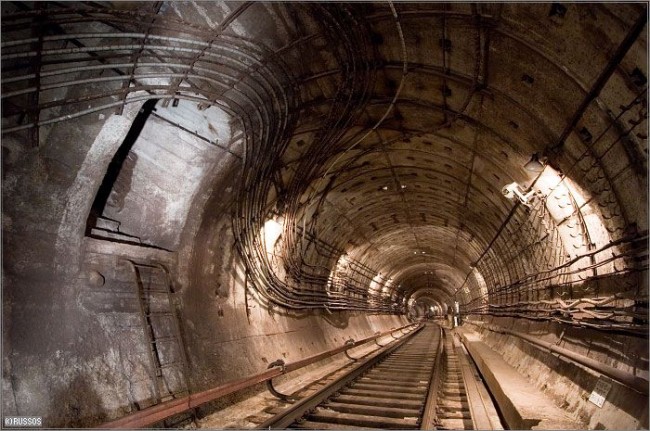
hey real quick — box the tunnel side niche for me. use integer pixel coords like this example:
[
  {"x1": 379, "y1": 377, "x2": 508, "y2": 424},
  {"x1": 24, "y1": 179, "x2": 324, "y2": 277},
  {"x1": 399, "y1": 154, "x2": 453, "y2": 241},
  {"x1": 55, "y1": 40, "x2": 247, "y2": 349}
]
[
  {"x1": 2, "y1": 96, "x2": 412, "y2": 427},
  {"x1": 85, "y1": 99, "x2": 237, "y2": 251}
]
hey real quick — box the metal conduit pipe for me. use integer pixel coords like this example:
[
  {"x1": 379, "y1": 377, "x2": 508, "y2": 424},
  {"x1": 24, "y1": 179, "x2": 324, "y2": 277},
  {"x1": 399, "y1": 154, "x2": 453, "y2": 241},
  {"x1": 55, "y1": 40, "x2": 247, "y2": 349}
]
[
  {"x1": 2, "y1": 93, "x2": 241, "y2": 134},
  {"x1": 1, "y1": 32, "x2": 219, "y2": 48},
  {"x1": 2, "y1": 78, "x2": 275, "y2": 137},
  {"x1": 231, "y1": 15, "x2": 386, "y2": 312},
  {"x1": 3, "y1": 30, "x2": 286, "y2": 132},
  {"x1": 2, "y1": 42, "x2": 294, "y2": 97},
  {"x1": 1, "y1": 72, "x2": 236, "y2": 99},
  {"x1": 481, "y1": 233, "x2": 648, "y2": 297},
  {"x1": 465, "y1": 320, "x2": 649, "y2": 395},
  {"x1": 487, "y1": 251, "x2": 646, "y2": 298},
  {"x1": 2, "y1": 47, "x2": 294, "y2": 106},
  {"x1": 1, "y1": 62, "x2": 246, "y2": 84}
]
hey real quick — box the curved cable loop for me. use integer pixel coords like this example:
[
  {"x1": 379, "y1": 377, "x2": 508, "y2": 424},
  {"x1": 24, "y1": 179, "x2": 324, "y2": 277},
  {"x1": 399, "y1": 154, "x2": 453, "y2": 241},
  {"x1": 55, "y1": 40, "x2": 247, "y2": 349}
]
[
  {"x1": 344, "y1": 339, "x2": 360, "y2": 361},
  {"x1": 266, "y1": 359, "x2": 295, "y2": 402},
  {"x1": 374, "y1": 331, "x2": 386, "y2": 347}
]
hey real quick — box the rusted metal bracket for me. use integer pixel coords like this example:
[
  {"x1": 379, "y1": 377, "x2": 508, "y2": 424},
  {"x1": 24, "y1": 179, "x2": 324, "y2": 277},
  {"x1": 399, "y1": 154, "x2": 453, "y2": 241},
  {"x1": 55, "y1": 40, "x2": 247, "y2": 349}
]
[
  {"x1": 266, "y1": 359, "x2": 294, "y2": 402},
  {"x1": 374, "y1": 331, "x2": 386, "y2": 347},
  {"x1": 344, "y1": 339, "x2": 359, "y2": 361}
]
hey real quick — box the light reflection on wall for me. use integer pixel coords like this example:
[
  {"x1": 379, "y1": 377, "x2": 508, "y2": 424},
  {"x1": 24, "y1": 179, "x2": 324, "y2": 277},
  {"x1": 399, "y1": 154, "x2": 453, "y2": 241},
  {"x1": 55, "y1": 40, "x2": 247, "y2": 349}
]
[
  {"x1": 327, "y1": 253, "x2": 350, "y2": 294},
  {"x1": 262, "y1": 216, "x2": 284, "y2": 255},
  {"x1": 468, "y1": 269, "x2": 489, "y2": 305},
  {"x1": 535, "y1": 166, "x2": 618, "y2": 275}
]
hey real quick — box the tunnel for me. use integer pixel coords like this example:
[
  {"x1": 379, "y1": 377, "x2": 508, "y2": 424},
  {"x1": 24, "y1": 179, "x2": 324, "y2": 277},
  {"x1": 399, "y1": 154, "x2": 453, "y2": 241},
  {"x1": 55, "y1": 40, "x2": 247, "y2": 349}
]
[{"x1": 1, "y1": 2, "x2": 648, "y2": 430}]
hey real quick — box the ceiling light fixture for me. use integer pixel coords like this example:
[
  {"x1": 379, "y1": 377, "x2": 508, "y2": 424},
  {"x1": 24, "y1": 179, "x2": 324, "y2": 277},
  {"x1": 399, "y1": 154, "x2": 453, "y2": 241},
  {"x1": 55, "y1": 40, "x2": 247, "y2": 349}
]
[{"x1": 524, "y1": 153, "x2": 546, "y2": 172}]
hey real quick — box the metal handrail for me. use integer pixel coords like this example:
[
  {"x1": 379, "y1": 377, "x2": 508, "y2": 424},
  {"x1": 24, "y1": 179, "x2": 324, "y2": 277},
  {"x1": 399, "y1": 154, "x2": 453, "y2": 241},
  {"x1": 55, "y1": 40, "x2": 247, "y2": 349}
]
[{"x1": 99, "y1": 322, "x2": 420, "y2": 428}]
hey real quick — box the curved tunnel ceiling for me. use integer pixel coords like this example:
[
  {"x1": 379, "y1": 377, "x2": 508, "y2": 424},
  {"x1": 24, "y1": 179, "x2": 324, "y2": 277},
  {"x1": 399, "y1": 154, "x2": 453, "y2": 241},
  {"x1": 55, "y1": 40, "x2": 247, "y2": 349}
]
[{"x1": 1, "y1": 2, "x2": 647, "y2": 315}]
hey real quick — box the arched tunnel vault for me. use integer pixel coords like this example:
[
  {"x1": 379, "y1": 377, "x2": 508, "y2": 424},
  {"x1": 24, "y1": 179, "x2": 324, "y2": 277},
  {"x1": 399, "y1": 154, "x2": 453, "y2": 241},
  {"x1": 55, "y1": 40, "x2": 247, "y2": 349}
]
[{"x1": 1, "y1": 1, "x2": 648, "y2": 428}]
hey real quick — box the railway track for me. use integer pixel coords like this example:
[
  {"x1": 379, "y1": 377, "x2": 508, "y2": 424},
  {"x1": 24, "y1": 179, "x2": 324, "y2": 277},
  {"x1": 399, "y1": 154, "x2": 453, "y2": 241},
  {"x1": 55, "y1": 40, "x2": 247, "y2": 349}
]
[
  {"x1": 257, "y1": 323, "x2": 492, "y2": 430},
  {"x1": 436, "y1": 330, "x2": 473, "y2": 429}
]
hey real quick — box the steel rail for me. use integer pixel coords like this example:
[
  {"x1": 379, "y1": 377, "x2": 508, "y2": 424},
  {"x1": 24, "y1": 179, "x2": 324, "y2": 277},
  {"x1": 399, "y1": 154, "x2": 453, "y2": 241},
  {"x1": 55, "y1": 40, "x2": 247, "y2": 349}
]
[
  {"x1": 98, "y1": 322, "x2": 419, "y2": 428},
  {"x1": 420, "y1": 324, "x2": 445, "y2": 429},
  {"x1": 256, "y1": 323, "x2": 427, "y2": 429}
]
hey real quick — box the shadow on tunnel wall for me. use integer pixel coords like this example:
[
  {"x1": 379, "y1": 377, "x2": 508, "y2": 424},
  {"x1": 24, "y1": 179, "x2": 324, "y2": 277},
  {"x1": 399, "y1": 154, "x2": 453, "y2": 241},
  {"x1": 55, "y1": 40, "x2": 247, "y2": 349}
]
[
  {"x1": 318, "y1": 309, "x2": 351, "y2": 329},
  {"x1": 85, "y1": 99, "x2": 158, "y2": 239},
  {"x1": 49, "y1": 375, "x2": 107, "y2": 428}
]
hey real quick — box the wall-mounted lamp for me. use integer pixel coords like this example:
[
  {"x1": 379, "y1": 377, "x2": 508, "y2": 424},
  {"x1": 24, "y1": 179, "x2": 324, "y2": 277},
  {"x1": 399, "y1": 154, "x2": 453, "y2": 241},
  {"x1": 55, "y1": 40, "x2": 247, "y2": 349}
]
[
  {"x1": 502, "y1": 182, "x2": 538, "y2": 206},
  {"x1": 524, "y1": 153, "x2": 547, "y2": 172},
  {"x1": 263, "y1": 217, "x2": 284, "y2": 254}
]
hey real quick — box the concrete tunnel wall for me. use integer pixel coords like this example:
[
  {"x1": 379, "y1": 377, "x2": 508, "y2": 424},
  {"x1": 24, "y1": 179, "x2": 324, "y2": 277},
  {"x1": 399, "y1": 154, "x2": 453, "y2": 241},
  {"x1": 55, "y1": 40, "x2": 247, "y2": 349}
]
[
  {"x1": 2, "y1": 101, "x2": 408, "y2": 427},
  {"x1": 3, "y1": 91, "x2": 647, "y2": 429},
  {"x1": 2, "y1": 2, "x2": 648, "y2": 429}
]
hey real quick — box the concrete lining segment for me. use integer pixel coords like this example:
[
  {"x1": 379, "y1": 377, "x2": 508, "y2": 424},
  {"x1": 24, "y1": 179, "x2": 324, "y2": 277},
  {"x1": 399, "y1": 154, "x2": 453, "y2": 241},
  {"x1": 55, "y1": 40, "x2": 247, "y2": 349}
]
[{"x1": 456, "y1": 328, "x2": 583, "y2": 430}]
